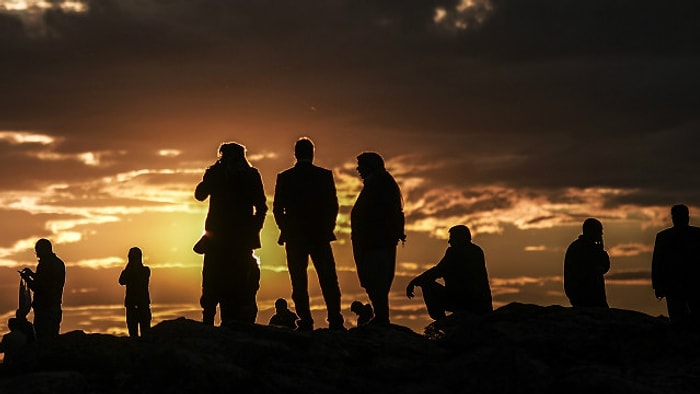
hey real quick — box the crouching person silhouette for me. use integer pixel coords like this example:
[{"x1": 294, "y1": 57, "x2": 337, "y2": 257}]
[
  {"x1": 406, "y1": 225, "x2": 493, "y2": 320},
  {"x1": 268, "y1": 298, "x2": 298, "y2": 329},
  {"x1": 119, "y1": 247, "x2": 151, "y2": 337}
]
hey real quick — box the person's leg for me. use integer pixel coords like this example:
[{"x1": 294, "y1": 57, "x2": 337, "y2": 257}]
[
  {"x1": 138, "y1": 305, "x2": 152, "y2": 336},
  {"x1": 33, "y1": 309, "x2": 48, "y2": 339},
  {"x1": 286, "y1": 243, "x2": 313, "y2": 329},
  {"x1": 361, "y1": 246, "x2": 396, "y2": 325},
  {"x1": 201, "y1": 246, "x2": 223, "y2": 325},
  {"x1": 310, "y1": 242, "x2": 344, "y2": 328},
  {"x1": 221, "y1": 249, "x2": 260, "y2": 326},
  {"x1": 126, "y1": 306, "x2": 139, "y2": 337},
  {"x1": 666, "y1": 294, "x2": 691, "y2": 326},
  {"x1": 420, "y1": 281, "x2": 448, "y2": 320},
  {"x1": 200, "y1": 269, "x2": 219, "y2": 325}
]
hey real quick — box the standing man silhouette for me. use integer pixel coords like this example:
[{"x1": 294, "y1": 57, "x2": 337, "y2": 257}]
[
  {"x1": 19, "y1": 238, "x2": 66, "y2": 339},
  {"x1": 652, "y1": 204, "x2": 700, "y2": 326},
  {"x1": 563, "y1": 218, "x2": 610, "y2": 308},
  {"x1": 351, "y1": 152, "x2": 405, "y2": 326},
  {"x1": 195, "y1": 142, "x2": 267, "y2": 326},
  {"x1": 273, "y1": 137, "x2": 344, "y2": 330}
]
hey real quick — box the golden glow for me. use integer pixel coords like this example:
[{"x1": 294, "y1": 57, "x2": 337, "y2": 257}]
[
  {"x1": 157, "y1": 149, "x2": 182, "y2": 158},
  {"x1": 0, "y1": 0, "x2": 87, "y2": 12},
  {"x1": 524, "y1": 245, "x2": 548, "y2": 252},
  {"x1": 434, "y1": 7, "x2": 447, "y2": 23},
  {"x1": 608, "y1": 243, "x2": 654, "y2": 258},
  {"x1": 0, "y1": 130, "x2": 55, "y2": 145}
]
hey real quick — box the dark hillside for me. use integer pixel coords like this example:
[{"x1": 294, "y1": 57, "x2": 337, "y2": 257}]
[{"x1": 1, "y1": 303, "x2": 698, "y2": 394}]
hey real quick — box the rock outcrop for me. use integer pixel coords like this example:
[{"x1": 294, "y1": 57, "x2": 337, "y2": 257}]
[{"x1": 1, "y1": 303, "x2": 699, "y2": 393}]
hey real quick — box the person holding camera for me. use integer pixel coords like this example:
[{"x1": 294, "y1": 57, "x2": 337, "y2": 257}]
[
  {"x1": 19, "y1": 239, "x2": 66, "y2": 339},
  {"x1": 195, "y1": 142, "x2": 267, "y2": 326}
]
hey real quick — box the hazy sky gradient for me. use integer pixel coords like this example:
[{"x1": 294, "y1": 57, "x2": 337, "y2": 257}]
[{"x1": 1, "y1": 0, "x2": 696, "y2": 333}]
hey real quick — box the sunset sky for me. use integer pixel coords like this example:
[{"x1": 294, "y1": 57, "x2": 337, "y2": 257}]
[{"x1": 1, "y1": 0, "x2": 699, "y2": 335}]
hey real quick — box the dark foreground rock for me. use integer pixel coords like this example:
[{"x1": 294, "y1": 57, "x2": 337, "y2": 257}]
[{"x1": 2, "y1": 303, "x2": 699, "y2": 394}]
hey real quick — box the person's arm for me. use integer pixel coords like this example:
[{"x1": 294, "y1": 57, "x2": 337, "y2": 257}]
[
  {"x1": 406, "y1": 266, "x2": 440, "y2": 298},
  {"x1": 651, "y1": 233, "x2": 665, "y2": 298},
  {"x1": 323, "y1": 170, "x2": 339, "y2": 238},
  {"x1": 19, "y1": 268, "x2": 36, "y2": 289},
  {"x1": 272, "y1": 174, "x2": 287, "y2": 244},
  {"x1": 118, "y1": 269, "x2": 128, "y2": 286},
  {"x1": 250, "y1": 170, "x2": 268, "y2": 231},
  {"x1": 194, "y1": 166, "x2": 214, "y2": 201}
]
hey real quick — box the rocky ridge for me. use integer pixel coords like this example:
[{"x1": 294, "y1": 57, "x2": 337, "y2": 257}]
[{"x1": 1, "y1": 303, "x2": 699, "y2": 394}]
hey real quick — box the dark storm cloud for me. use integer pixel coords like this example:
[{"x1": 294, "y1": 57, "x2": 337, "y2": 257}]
[{"x1": 1, "y1": 0, "x2": 699, "y2": 206}]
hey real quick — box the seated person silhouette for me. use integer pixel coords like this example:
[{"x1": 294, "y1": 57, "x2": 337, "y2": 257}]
[
  {"x1": 350, "y1": 301, "x2": 374, "y2": 327},
  {"x1": 406, "y1": 225, "x2": 493, "y2": 320},
  {"x1": 268, "y1": 298, "x2": 299, "y2": 329},
  {"x1": 0, "y1": 318, "x2": 29, "y2": 367}
]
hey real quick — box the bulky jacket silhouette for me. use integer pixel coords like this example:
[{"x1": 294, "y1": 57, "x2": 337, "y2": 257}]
[
  {"x1": 19, "y1": 238, "x2": 65, "y2": 339},
  {"x1": 351, "y1": 152, "x2": 405, "y2": 326},
  {"x1": 406, "y1": 225, "x2": 492, "y2": 319},
  {"x1": 564, "y1": 218, "x2": 610, "y2": 308},
  {"x1": 652, "y1": 204, "x2": 700, "y2": 325},
  {"x1": 119, "y1": 247, "x2": 151, "y2": 337},
  {"x1": 273, "y1": 138, "x2": 344, "y2": 330},
  {"x1": 195, "y1": 142, "x2": 267, "y2": 326}
]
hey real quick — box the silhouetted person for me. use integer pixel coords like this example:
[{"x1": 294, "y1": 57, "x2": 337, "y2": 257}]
[
  {"x1": 119, "y1": 247, "x2": 151, "y2": 337},
  {"x1": 350, "y1": 301, "x2": 374, "y2": 327},
  {"x1": 15, "y1": 275, "x2": 35, "y2": 343},
  {"x1": 351, "y1": 152, "x2": 406, "y2": 326},
  {"x1": 406, "y1": 225, "x2": 493, "y2": 320},
  {"x1": 0, "y1": 318, "x2": 28, "y2": 367},
  {"x1": 19, "y1": 238, "x2": 65, "y2": 339},
  {"x1": 268, "y1": 298, "x2": 299, "y2": 329},
  {"x1": 195, "y1": 142, "x2": 267, "y2": 326},
  {"x1": 652, "y1": 204, "x2": 700, "y2": 326},
  {"x1": 273, "y1": 137, "x2": 344, "y2": 330},
  {"x1": 564, "y1": 218, "x2": 610, "y2": 308},
  {"x1": 13, "y1": 310, "x2": 34, "y2": 344}
]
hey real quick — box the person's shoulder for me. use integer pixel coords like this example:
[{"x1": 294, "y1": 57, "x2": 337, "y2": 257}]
[
  {"x1": 277, "y1": 166, "x2": 295, "y2": 177},
  {"x1": 53, "y1": 254, "x2": 66, "y2": 266},
  {"x1": 657, "y1": 227, "x2": 674, "y2": 236}
]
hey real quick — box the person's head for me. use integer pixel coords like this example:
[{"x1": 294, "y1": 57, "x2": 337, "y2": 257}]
[
  {"x1": 8, "y1": 318, "x2": 18, "y2": 331},
  {"x1": 218, "y1": 142, "x2": 248, "y2": 165},
  {"x1": 350, "y1": 301, "x2": 363, "y2": 314},
  {"x1": 128, "y1": 247, "x2": 143, "y2": 265},
  {"x1": 671, "y1": 204, "x2": 690, "y2": 227},
  {"x1": 274, "y1": 298, "x2": 288, "y2": 312},
  {"x1": 294, "y1": 137, "x2": 314, "y2": 162},
  {"x1": 582, "y1": 218, "x2": 603, "y2": 240},
  {"x1": 356, "y1": 152, "x2": 385, "y2": 180},
  {"x1": 448, "y1": 225, "x2": 472, "y2": 246},
  {"x1": 34, "y1": 238, "x2": 53, "y2": 258}
]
